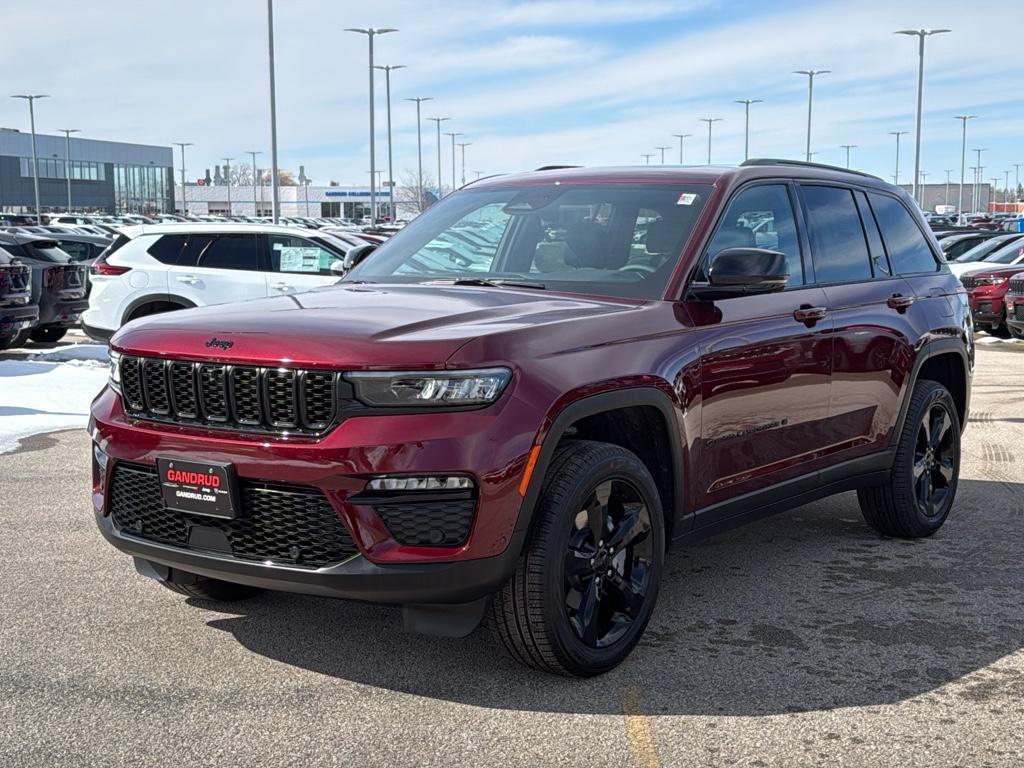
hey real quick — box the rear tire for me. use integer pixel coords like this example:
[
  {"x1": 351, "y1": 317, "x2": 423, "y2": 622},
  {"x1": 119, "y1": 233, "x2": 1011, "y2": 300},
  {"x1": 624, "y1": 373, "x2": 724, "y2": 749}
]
[
  {"x1": 29, "y1": 327, "x2": 67, "y2": 344},
  {"x1": 490, "y1": 440, "x2": 665, "y2": 676},
  {"x1": 160, "y1": 576, "x2": 263, "y2": 602},
  {"x1": 1009, "y1": 326, "x2": 1024, "y2": 340},
  {"x1": 858, "y1": 380, "x2": 960, "y2": 538},
  {"x1": 9, "y1": 329, "x2": 31, "y2": 349}
]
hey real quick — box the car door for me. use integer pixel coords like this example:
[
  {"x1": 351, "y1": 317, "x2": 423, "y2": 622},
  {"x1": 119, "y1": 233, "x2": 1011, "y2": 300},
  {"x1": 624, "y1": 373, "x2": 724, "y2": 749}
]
[
  {"x1": 168, "y1": 232, "x2": 265, "y2": 307},
  {"x1": 264, "y1": 233, "x2": 346, "y2": 296},
  {"x1": 797, "y1": 184, "x2": 918, "y2": 462},
  {"x1": 688, "y1": 182, "x2": 834, "y2": 515}
]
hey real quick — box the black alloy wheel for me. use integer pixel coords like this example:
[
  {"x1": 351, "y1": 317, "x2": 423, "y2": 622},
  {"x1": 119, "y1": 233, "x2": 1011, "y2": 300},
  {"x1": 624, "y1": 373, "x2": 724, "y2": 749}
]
[{"x1": 913, "y1": 401, "x2": 956, "y2": 518}]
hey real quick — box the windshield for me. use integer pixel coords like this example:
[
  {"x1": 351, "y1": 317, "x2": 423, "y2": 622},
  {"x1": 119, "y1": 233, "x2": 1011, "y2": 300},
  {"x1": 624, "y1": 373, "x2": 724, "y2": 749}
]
[
  {"x1": 984, "y1": 240, "x2": 1024, "y2": 265},
  {"x1": 346, "y1": 183, "x2": 712, "y2": 300},
  {"x1": 953, "y1": 235, "x2": 1019, "y2": 263}
]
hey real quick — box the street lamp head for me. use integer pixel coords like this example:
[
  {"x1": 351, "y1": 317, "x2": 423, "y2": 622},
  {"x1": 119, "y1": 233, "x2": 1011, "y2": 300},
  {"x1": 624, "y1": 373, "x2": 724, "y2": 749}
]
[
  {"x1": 953, "y1": 115, "x2": 977, "y2": 121},
  {"x1": 895, "y1": 28, "x2": 951, "y2": 37},
  {"x1": 428, "y1": 116, "x2": 450, "y2": 123},
  {"x1": 11, "y1": 94, "x2": 49, "y2": 100},
  {"x1": 345, "y1": 27, "x2": 398, "y2": 35},
  {"x1": 405, "y1": 96, "x2": 432, "y2": 103},
  {"x1": 374, "y1": 64, "x2": 407, "y2": 71},
  {"x1": 734, "y1": 99, "x2": 764, "y2": 105},
  {"x1": 793, "y1": 70, "x2": 830, "y2": 76},
  {"x1": 57, "y1": 128, "x2": 80, "y2": 134}
]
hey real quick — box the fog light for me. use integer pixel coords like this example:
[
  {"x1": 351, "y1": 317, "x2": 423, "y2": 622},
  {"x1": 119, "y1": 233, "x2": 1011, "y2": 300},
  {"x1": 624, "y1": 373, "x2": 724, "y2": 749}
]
[{"x1": 365, "y1": 475, "x2": 474, "y2": 492}]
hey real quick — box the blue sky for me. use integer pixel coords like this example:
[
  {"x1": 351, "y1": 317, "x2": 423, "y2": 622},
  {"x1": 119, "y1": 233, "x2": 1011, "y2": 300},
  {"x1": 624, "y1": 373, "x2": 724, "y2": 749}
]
[{"x1": 1, "y1": 0, "x2": 1021, "y2": 192}]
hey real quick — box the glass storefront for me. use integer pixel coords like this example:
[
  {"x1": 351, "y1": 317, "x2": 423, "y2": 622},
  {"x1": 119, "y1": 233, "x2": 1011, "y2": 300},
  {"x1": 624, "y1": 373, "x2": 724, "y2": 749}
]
[
  {"x1": 19, "y1": 156, "x2": 105, "y2": 180},
  {"x1": 113, "y1": 163, "x2": 172, "y2": 214}
]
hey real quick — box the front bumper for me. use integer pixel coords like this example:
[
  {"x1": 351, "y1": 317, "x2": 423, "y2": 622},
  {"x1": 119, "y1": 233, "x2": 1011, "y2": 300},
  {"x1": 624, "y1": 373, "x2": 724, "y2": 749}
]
[{"x1": 95, "y1": 510, "x2": 525, "y2": 605}]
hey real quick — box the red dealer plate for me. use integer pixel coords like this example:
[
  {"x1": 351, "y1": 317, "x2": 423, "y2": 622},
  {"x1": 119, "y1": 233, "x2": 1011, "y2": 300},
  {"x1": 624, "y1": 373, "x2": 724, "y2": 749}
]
[{"x1": 156, "y1": 457, "x2": 238, "y2": 519}]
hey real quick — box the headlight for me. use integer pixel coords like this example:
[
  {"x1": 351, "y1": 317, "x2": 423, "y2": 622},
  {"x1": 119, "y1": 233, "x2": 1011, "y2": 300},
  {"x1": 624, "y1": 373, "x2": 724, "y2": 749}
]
[
  {"x1": 975, "y1": 276, "x2": 1008, "y2": 286},
  {"x1": 108, "y1": 350, "x2": 122, "y2": 393},
  {"x1": 345, "y1": 368, "x2": 511, "y2": 407}
]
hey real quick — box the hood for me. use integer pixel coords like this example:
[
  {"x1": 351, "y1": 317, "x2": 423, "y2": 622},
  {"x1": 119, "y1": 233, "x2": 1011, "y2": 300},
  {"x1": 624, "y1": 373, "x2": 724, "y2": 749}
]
[
  {"x1": 966, "y1": 265, "x2": 1024, "y2": 281},
  {"x1": 111, "y1": 283, "x2": 637, "y2": 368}
]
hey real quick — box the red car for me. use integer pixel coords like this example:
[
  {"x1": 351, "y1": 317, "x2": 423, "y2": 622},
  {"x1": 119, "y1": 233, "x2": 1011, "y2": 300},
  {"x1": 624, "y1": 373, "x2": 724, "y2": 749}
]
[
  {"x1": 960, "y1": 265, "x2": 1024, "y2": 338},
  {"x1": 1001, "y1": 271, "x2": 1024, "y2": 339},
  {"x1": 91, "y1": 161, "x2": 972, "y2": 676}
]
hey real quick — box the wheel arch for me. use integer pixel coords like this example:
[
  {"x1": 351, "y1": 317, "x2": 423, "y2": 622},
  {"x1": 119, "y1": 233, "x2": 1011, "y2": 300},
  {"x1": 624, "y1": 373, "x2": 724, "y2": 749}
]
[
  {"x1": 121, "y1": 293, "x2": 197, "y2": 325},
  {"x1": 515, "y1": 386, "x2": 687, "y2": 544},
  {"x1": 892, "y1": 338, "x2": 971, "y2": 445}
]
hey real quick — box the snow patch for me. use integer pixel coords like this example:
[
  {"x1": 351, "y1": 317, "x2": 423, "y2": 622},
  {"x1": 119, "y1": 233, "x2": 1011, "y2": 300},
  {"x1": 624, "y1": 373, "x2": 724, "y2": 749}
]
[
  {"x1": 0, "y1": 357, "x2": 108, "y2": 454},
  {"x1": 26, "y1": 344, "x2": 109, "y2": 364}
]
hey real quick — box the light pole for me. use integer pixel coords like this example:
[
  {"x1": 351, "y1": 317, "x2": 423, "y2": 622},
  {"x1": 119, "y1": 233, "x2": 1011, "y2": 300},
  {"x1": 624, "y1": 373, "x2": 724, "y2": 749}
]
[
  {"x1": 1004, "y1": 170, "x2": 1011, "y2": 209},
  {"x1": 973, "y1": 148, "x2": 987, "y2": 213},
  {"x1": 427, "y1": 117, "x2": 449, "y2": 198},
  {"x1": 444, "y1": 132, "x2": 462, "y2": 191},
  {"x1": 734, "y1": 99, "x2": 762, "y2": 161},
  {"x1": 57, "y1": 128, "x2": 80, "y2": 212},
  {"x1": 456, "y1": 141, "x2": 471, "y2": 186},
  {"x1": 405, "y1": 97, "x2": 432, "y2": 212},
  {"x1": 920, "y1": 171, "x2": 929, "y2": 208},
  {"x1": 374, "y1": 63, "x2": 405, "y2": 220},
  {"x1": 889, "y1": 131, "x2": 908, "y2": 185},
  {"x1": 968, "y1": 167, "x2": 978, "y2": 213},
  {"x1": 954, "y1": 115, "x2": 975, "y2": 221},
  {"x1": 990, "y1": 178, "x2": 1000, "y2": 211},
  {"x1": 895, "y1": 29, "x2": 950, "y2": 204},
  {"x1": 1015, "y1": 163, "x2": 1023, "y2": 203},
  {"x1": 793, "y1": 70, "x2": 829, "y2": 162},
  {"x1": 699, "y1": 118, "x2": 722, "y2": 164},
  {"x1": 672, "y1": 133, "x2": 692, "y2": 165},
  {"x1": 173, "y1": 142, "x2": 193, "y2": 216},
  {"x1": 840, "y1": 144, "x2": 857, "y2": 169},
  {"x1": 266, "y1": 0, "x2": 280, "y2": 223},
  {"x1": 11, "y1": 94, "x2": 48, "y2": 223},
  {"x1": 222, "y1": 157, "x2": 233, "y2": 214},
  {"x1": 246, "y1": 150, "x2": 261, "y2": 215},
  {"x1": 943, "y1": 169, "x2": 952, "y2": 209},
  {"x1": 641, "y1": 153, "x2": 654, "y2": 165},
  {"x1": 655, "y1": 146, "x2": 671, "y2": 164},
  {"x1": 345, "y1": 27, "x2": 398, "y2": 224}
]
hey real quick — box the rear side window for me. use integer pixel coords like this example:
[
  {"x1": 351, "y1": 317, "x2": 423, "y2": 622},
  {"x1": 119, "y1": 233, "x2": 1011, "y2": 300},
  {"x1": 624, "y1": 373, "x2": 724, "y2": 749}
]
[
  {"x1": 801, "y1": 185, "x2": 872, "y2": 284},
  {"x1": 854, "y1": 191, "x2": 891, "y2": 277},
  {"x1": 146, "y1": 234, "x2": 188, "y2": 264},
  {"x1": 58, "y1": 241, "x2": 91, "y2": 262},
  {"x1": 868, "y1": 193, "x2": 939, "y2": 274},
  {"x1": 176, "y1": 234, "x2": 259, "y2": 271}
]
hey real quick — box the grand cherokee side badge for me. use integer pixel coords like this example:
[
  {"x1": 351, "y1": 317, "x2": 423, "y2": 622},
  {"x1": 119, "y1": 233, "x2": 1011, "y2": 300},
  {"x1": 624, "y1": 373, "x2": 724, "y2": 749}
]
[{"x1": 205, "y1": 337, "x2": 234, "y2": 350}]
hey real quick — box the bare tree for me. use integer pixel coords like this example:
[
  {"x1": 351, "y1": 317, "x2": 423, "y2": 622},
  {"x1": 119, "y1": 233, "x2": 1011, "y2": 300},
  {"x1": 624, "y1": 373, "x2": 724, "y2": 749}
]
[
  {"x1": 229, "y1": 163, "x2": 254, "y2": 187},
  {"x1": 258, "y1": 168, "x2": 298, "y2": 186},
  {"x1": 395, "y1": 168, "x2": 437, "y2": 214}
]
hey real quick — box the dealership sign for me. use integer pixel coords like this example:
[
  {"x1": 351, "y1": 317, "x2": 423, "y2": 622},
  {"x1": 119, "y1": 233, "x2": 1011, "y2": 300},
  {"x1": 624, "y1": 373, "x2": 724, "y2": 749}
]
[{"x1": 324, "y1": 190, "x2": 391, "y2": 198}]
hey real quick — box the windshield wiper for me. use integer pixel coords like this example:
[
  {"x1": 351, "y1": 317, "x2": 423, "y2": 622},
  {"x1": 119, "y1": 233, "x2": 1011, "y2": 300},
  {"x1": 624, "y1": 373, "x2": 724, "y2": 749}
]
[{"x1": 446, "y1": 278, "x2": 546, "y2": 290}]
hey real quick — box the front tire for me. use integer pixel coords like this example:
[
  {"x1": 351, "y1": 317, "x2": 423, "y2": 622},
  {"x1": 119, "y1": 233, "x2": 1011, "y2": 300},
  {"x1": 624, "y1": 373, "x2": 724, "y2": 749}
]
[
  {"x1": 858, "y1": 380, "x2": 961, "y2": 538},
  {"x1": 491, "y1": 440, "x2": 665, "y2": 676}
]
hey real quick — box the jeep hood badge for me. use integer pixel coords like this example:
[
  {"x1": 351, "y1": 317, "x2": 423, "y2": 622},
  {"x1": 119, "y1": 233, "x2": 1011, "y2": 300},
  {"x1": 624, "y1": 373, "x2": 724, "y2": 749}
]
[{"x1": 205, "y1": 337, "x2": 234, "y2": 350}]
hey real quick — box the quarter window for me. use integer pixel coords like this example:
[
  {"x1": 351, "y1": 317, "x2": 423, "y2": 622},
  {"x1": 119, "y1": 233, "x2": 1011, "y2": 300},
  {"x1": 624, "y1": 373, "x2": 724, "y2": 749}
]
[
  {"x1": 801, "y1": 185, "x2": 872, "y2": 284},
  {"x1": 868, "y1": 193, "x2": 940, "y2": 274}
]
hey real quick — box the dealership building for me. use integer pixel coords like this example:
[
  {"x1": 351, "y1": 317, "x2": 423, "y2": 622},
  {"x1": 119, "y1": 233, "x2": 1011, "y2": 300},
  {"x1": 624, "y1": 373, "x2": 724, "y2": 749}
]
[
  {"x1": 0, "y1": 128, "x2": 173, "y2": 214},
  {"x1": 176, "y1": 181, "x2": 395, "y2": 219}
]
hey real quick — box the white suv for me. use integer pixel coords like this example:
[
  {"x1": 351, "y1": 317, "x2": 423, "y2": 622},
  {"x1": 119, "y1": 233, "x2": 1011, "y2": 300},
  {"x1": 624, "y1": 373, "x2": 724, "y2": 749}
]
[{"x1": 82, "y1": 223, "x2": 355, "y2": 342}]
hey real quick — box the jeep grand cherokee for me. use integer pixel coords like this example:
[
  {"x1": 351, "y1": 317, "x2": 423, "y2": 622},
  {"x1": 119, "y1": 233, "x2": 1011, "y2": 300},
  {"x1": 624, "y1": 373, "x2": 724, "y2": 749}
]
[{"x1": 91, "y1": 161, "x2": 972, "y2": 676}]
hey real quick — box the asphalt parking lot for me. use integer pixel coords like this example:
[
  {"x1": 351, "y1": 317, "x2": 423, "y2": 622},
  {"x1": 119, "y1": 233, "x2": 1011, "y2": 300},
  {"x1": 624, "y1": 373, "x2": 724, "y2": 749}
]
[{"x1": 1, "y1": 343, "x2": 1022, "y2": 767}]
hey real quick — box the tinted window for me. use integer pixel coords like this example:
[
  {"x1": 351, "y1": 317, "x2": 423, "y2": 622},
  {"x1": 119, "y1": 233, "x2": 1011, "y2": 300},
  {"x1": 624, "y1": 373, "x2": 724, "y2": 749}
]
[
  {"x1": 705, "y1": 184, "x2": 804, "y2": 286},
  {"x1": 176, "y1": 234, "x2": 259, "y2": 271},
  {"x1": 57, "y1": 241, "x2": 91, "y2": 261},
  {"x1": 147, "y1": 234, "x2": 188, "y2": 264},
  {"x1": 801, "y1": 185, "x2": 872, "y2": 284},
  {"x1": 943, "y1": 237, "x2": 983, "y2": 260},
  {"x1": 23, "y1": 244, "x2": 71, "y2": 263},
  {"x1": 985, "y1": 241, "x2": 1024, "y2": 265},
  {"x1": 268, "y1": 234, "x2": 343, "y2": 275},
  {"x1": 854, "y1": 190, "x2": 891, "y2": 277},
  {"x1": 868, "y1": 193, "x2": 939, "y2": 274}
]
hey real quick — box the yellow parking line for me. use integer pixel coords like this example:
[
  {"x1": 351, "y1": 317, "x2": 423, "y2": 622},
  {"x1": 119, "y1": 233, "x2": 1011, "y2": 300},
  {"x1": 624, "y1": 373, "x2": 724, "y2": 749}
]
[{"x1": 623, "y1": 687, "x2": 660, "y2": 768}]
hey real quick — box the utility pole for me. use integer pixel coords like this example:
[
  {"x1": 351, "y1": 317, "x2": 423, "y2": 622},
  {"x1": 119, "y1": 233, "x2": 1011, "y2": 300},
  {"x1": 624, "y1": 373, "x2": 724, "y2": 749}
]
[
  {"x1": 793, "y1": 70, "x2": 829, "y2": 162},
  {"x1": 444, "y1": 132, "x2": 462, "y2": 192},
  {"x1": 672, "y1": 133, "x2": 692, "y2": 165},
  {"x1": 456, "y1": 141, "x2": 471, "y2": 186},
  {"x1": 889, "y1": 131, "x2": 908, "y2": 185},
  {"x1": 345, "y1": 27, "x2": 398, "y2": 224},
  {"x1": 655, "y1": 146, "x2": 671, "y2": 164},
  {"x1": 427, "y1": 117, "x2": 449, "y2": 198},
  {"x1": 173, "y1": 142, "x2": 193, "y2": 216},
  {"x1": 840, "y1": 144, "x2": 857, "y2": 169},
  {"x1": 699, "y1": 118, "x2": 722, "y2": 164},
  {"x1": 953, "y1": 115, "x2": 976, "y2": 221},
  {"x1": 405, "y1": 97, "x2": 432, "y2": 212},
  {"x1": 374, "y1": 64, "x2": 405, "y2": 220},
  {"x1": 11, "y1": 94, "x2": 48, "y2": 223},
  {"x1": 896, "y1": 29, "x2": 951, "y2": 204},
  {"x1": 57, "y1": 129, "x2": 80, "y2": 211},
  {"x1": 733, "y1": 99, "x2": 762, "y2": 161},
  {"x1": 266, "y1": 0, "x2": 281, "y2": 223}
]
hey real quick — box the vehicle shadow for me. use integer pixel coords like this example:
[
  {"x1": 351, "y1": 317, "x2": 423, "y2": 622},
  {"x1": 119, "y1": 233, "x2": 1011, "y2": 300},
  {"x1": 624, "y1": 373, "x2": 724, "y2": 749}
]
[{"x1": 202, "y1": 478, "x2": 1024, "y2": 715}]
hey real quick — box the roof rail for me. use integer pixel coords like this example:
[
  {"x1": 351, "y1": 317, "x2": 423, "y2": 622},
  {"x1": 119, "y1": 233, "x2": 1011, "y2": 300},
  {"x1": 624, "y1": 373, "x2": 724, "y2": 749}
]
[
  {"x1": 741, "y1": 158, "x2": 881, "y2": 180},
  {"x1": 533, "y1": 165, "x2": 582, "y2": 172}
]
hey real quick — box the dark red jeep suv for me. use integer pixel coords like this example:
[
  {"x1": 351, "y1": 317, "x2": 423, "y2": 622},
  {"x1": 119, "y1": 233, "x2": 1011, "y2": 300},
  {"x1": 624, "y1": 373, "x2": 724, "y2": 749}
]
[{"x1": 91, "y1": 161, "x2": 972, "y2": 676}]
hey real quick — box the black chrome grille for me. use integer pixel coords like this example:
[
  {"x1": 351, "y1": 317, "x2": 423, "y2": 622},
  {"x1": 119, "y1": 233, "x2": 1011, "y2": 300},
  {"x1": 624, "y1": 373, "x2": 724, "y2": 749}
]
[
  {"x1": 109, "y1": 463, "x2": 358, "y2": 568},
  {"x1": 1015, "y1": 305, "x2": 1024, "y2": 321},
  {"x1": 1009, "y1": 277, "x2": 1024, "y2": 294},
  {"x1": 119, "y1": 356, "x2": 342, "y2": 435},
  {"x1": 375, "y1": 499, "x2": 477, "y2": 547},
  {"x1": 961, "y1": 275, "x2": 978, "y2": 289}
]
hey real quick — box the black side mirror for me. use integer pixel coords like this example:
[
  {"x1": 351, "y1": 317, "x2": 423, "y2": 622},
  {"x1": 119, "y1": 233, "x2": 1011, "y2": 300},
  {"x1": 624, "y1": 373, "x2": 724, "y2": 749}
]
[
  {"x1": 690, "y1": 247, "x2": 789, "y2": 300},
  {"x1": 341, "y1": 243, "x2": 378, "y2": 274}
]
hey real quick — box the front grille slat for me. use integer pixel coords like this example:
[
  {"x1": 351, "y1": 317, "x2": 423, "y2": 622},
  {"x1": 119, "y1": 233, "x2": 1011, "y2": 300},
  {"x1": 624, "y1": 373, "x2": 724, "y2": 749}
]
[
  {"x1": 119, "y1": 355, "x2": 339, "y2": 436},
  {"x1": 961, "y1": 275, "x2": 978, "y2": 290},
  {"x1": 109, "y1": 463, "x2": 358, "y2": 568}
]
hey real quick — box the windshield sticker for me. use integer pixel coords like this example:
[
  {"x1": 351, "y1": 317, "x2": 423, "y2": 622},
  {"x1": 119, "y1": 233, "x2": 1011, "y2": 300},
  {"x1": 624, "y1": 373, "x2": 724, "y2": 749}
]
[
  {"x1": 676, "y1": 193, "x2": 698, "y2": 206},
  {"x1": 279, "y1": 246, "x2": 323, "y2": 273}
]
